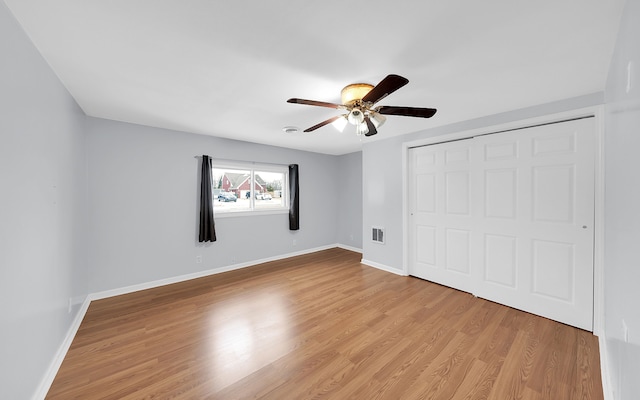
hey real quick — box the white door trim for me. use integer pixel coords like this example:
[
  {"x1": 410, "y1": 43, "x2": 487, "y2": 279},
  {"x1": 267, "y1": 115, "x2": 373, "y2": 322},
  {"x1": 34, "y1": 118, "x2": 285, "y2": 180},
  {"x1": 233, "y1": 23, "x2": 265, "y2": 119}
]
[{"x1": 401, "y1": 105, "x2": 604, "y2": 333}]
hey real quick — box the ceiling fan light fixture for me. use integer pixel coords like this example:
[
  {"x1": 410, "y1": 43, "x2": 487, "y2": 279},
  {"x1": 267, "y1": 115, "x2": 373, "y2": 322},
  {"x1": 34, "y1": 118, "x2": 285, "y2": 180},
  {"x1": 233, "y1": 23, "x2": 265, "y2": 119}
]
[
  {"x1": 370, "y1": 112, "x2": 387, "y2": 128},
  {"x1": 347, "y1": 108, "x2": 365, "y2": 125},
  {"x1": 341, "y1": 83, "x2": 373, "y2": 105},
  {"x1": 356, "y1": 122, "x2": 369, "y2": 136},
  {"x1": 331, "y1": 115, "x2": 348, "y2": 132}
]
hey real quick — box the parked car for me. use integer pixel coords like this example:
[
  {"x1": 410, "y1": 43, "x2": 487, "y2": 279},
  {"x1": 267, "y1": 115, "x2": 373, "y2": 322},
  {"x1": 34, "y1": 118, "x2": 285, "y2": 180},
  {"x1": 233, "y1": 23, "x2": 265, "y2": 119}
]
[
  {"x1": 262, "y1": 193, "x2": 272, "y2": 200},
  {"x1": 218, "y1": 192, "x2": 237, "y2": 202}
]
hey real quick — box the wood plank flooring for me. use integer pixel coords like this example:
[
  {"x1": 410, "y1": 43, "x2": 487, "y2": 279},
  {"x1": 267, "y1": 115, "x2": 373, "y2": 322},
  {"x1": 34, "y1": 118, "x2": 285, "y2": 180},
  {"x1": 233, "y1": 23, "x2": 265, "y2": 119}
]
[{"x1": 46, "y1": 248, "x2": 603, "y2": 399}]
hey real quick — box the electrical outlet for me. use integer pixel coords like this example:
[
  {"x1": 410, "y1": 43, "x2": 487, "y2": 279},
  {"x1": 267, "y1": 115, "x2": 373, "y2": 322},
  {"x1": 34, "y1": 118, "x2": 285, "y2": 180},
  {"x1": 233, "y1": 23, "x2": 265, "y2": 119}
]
[
  {"x1": 292, "y1": 239, "x2": 297, "y2": 246},
  {"x1": 350, "y1": 234, "x2": 354, "y2": 241},
  {"x1": 623, "y1": 319, "x2": 629, "y2": 342},
  {"x1": 195, "y1": 255, "x2": 202, "y2": 264}
]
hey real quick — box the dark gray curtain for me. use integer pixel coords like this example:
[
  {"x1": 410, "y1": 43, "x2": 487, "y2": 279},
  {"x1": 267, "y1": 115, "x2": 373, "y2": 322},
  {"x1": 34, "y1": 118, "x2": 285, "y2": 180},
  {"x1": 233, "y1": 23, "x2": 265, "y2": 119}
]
[
  {"x1": 199, "y1": 155, "x2": 217, "y2": 242},
  {"x1": 289, "y1": 164, "x2": 299, "y2": 230}
]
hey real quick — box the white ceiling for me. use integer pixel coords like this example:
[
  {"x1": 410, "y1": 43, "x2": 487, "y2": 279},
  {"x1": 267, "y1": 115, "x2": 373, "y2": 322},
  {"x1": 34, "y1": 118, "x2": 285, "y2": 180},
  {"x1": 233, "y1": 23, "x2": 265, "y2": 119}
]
[{"x1": 5, "y1": 0, "x2": 625, "y2": 155}]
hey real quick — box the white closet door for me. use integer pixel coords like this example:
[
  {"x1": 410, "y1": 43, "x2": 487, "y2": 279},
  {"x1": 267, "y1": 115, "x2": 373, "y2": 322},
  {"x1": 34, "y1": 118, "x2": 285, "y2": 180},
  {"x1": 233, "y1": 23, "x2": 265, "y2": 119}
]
[
  {"x1": 408, "y1": 138, "x2": 476, "y2": 294},
  {"x1": 408, "y1": 118, "x2": 595, "y2": 330}
]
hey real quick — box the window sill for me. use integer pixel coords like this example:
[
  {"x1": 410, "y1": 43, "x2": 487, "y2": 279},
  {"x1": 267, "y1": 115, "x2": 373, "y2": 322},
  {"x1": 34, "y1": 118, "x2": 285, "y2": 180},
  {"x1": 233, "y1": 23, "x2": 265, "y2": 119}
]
[{"x1": 214, "y1": 208, "x2": 289, "y2": 218}]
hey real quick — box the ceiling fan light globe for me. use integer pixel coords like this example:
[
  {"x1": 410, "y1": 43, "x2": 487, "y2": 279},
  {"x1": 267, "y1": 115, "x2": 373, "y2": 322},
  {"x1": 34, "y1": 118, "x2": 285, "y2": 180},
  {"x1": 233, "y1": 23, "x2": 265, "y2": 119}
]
[
  {"x1": 348, "y1": 108, "x2": 365, "y2": 125},
  {"x1": 356, "y1": 122, "x2": 369, "y2": 136},
  {"x1": 371, "y1": 112, "x2": 387, "y2": 128},
  {"x1": 331, "y1": 115, "x2": 348, "y2": 132}
]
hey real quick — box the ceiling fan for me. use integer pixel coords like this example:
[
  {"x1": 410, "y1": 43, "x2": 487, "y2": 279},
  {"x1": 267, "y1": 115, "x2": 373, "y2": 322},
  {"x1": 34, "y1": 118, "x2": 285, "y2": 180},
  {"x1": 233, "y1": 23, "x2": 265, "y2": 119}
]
[{"x1": 287, "y1": 74, "x2": 437, "y2": 137}]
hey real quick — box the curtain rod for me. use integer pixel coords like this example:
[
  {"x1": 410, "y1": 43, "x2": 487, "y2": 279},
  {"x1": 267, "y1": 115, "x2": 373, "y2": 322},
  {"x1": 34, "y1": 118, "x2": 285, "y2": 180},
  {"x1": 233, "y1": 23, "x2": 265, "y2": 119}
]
[{"x1": 194, "y1": 155, "x2": 290, "y2": 168}]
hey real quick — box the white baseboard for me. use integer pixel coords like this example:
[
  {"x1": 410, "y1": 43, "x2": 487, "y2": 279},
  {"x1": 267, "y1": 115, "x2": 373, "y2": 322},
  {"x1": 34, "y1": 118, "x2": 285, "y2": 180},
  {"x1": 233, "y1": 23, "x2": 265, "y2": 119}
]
[
  {"x1": 32, "y1": 296, "x2": 92, "y2": 400},
  {"x1": 336, "y1": 243, "x2": 363, "y2": 253},
  {"x1": 91, "y1": 244, "x2": 339, "y2": 300},
  {"x1": 599, "y1": 334, "x2": 615, "y2": 400},
  {"x1": 360, "y1": 258, "x2": 407, "y2": 276}
]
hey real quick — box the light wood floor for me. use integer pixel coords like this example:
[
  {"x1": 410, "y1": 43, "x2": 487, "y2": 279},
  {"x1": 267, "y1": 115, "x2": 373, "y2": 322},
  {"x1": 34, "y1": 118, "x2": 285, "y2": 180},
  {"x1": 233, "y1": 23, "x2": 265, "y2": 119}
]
[{"x1": 47, "y1": 248, "x2": 603, "y2": 399}]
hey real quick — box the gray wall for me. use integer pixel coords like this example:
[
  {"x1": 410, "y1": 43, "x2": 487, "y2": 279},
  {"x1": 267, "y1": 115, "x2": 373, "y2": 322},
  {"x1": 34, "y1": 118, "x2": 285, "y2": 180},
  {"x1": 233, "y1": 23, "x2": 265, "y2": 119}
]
[
  {"x1": 0, "y1": 2, "x2": 89, "y2": 399},
  {"x1": 86, "y1": 117, "x2": 346, "y2": 293},
  {"x1": 336, "y1": 151, "x2": 363, "y2": 250},
  {"x1": 361, "y1": 93, "x2": 604, "y2": 272},
  {"x1": 603, "y1": 0, "x2": 640, "y2": 397}
]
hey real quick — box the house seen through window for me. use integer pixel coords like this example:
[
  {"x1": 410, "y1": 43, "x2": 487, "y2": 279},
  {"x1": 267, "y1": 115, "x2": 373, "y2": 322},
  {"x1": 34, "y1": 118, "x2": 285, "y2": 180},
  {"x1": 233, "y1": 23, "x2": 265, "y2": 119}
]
[{"x1": 212, "y1": 162, "x2": 288, "y2": 215}]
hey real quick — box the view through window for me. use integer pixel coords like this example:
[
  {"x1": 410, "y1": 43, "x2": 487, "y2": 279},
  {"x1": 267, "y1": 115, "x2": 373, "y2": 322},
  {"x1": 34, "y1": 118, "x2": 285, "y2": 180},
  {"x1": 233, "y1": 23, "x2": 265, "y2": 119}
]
[{"x1": 212, "y1": 162, "x2": 288, "y2": 215}]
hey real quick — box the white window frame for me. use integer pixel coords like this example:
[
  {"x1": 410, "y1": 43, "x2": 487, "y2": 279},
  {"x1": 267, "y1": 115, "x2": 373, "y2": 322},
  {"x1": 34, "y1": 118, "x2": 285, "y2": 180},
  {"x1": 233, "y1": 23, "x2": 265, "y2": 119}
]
[{"x1": 212, "y1": 159, "x2": 289, "y2": 218}]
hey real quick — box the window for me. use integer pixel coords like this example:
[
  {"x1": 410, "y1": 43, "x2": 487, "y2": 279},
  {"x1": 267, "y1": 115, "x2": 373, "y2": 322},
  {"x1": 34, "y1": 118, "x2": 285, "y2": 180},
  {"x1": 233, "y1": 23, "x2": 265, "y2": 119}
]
[{"x1": 212, "y1": 160, "x2": 288, "y2": 216}]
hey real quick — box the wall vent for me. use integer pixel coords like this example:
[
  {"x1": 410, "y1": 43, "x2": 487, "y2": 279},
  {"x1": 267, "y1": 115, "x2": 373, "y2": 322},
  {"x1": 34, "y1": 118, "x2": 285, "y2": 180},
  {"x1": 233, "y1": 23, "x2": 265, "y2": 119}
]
[{"x1": 371, "y1": 226, "x2": 385, "y2": 244}]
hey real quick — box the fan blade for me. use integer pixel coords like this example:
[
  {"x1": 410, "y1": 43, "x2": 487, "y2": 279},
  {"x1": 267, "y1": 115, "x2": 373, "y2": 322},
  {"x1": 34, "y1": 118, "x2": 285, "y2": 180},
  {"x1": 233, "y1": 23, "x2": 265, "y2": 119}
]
[
  {"x1": 377, "y1": 106, "x2": 437, "y2": 118},
  {"x1": 303, "y1": 115, "x2": 342, "y2": 132},
  {"x1": 361, "y1": 74, "x2": 409, "y2": 105},
  {"x1": 364, "y1": 117, "x2": 377, "y2": 136},
  {"x1": 287, "y1": 98, "x2": 345, "y2": 109}
]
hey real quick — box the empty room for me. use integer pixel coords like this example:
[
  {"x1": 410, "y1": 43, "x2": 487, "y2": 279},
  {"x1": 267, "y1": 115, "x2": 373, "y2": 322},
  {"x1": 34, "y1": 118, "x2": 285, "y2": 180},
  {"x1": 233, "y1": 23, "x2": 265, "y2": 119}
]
[{"x1": 1, "y1": 1, "x2": 639, "y2": 399}]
